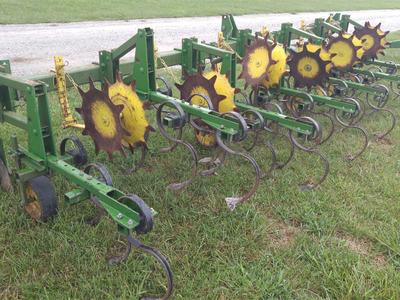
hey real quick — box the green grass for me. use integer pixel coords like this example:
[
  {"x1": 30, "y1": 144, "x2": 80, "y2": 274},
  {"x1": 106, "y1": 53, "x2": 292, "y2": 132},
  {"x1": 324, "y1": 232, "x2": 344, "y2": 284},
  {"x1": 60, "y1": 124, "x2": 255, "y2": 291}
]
[
  {"x1": 0, "y1": 0, "x2": 400, "y2": 24},
  {"x1": 1, "y1": 33, "x2": 400, "y2": 299}
]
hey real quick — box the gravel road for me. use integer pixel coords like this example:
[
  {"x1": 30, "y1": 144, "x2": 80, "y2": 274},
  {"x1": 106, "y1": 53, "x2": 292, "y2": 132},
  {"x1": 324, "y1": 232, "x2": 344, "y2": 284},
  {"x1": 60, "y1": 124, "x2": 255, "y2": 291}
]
[{"x1": 1, "y1": 9, "x2": 400, "y2": 76}]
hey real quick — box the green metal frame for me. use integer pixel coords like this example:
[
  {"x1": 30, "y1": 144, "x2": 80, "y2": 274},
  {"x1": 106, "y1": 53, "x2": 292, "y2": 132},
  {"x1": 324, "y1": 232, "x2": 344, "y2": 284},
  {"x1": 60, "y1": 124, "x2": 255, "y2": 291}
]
[
  {"x1": 268, "y1": 21, "x2": 397, "y2": 97},
  {"x1": 29, "y1": 27, "x2": 315, "y2": 137},
  {"x1": 312, "y1": 18, "x2": 341, "y2": 37},
  {"x1": 221, "y1": 15, "x2": 360, "y2": 114},
  {"x1": 0, "y1": 63, "x2": 141, "y2": 235},
  {"x1": 177, "y1": 33, "x2": 316, "y2": 134},
  {"x1": 220, "y1": 14, "x2": 253, "y2": 58},
  {"x1": 0, "y1": 26, "x2": 323, "y2": 215},
  {"x1": 274, "y1": 23, "x2": 323, "y2": 46},
  {"x1": 1, "y1": 27, "x2": 271, "y2": 224},
  {"x1": 133, "y1": 29, "x2": 244, "y2": 137},
  {"x1": 26, "y1": 31, "x2": 241, "y2": 138},
  {"x1": 0, "y1": 25, "x2": 319, "y2": 238}
]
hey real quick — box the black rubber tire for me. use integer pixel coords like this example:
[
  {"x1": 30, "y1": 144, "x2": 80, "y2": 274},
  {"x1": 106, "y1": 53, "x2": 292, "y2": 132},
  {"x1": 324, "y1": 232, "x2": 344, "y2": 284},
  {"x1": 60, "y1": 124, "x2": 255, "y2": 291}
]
[
  {"x1": 0, "y1": 158, "x2": 13, "y2": 192},
  {"x1": 24, "y1": 176, "x2": 58, "y2": 222}
]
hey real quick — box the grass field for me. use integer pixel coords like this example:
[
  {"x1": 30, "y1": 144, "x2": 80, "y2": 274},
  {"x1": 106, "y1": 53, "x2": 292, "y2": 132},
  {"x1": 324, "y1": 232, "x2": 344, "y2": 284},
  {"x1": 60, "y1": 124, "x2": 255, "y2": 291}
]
[
  {"x1": 1, "y1": 32, "x2": 400, "y2": 299},
  {"x1": 0, "y1": 0, "x2": 400, "y2": 24}
]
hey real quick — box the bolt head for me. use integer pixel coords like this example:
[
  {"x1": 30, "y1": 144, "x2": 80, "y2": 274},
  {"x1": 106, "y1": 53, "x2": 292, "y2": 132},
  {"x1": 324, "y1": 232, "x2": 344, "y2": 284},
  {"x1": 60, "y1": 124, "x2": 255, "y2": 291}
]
[
  {"x1": 117, "y1": 213, "x2": 123, "y2": 219},
  {"x1": 127, "y1": 219, "x2": 133, "y2": 225}
]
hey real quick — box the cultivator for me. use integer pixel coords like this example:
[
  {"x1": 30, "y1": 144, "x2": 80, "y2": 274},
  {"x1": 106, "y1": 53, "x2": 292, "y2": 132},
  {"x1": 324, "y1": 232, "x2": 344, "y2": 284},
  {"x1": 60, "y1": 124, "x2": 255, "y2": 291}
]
[
  {"x1": 218, "y1": 15, "x2": 369, "y2": 178},
  {"x1": 296, "y1": 13, "x2": 400, "y2": 102},
  {"x1": 331, "y1": 14, "x2": 400, "y2": 102},
  {"x1": 1, "y1": 12, "x2": 399, "y2": 299},
  {"x1": 48, "y1": 29, "x2": 325, "y2": 207},
  {"x1": 221, "y1": 14, "x2": 396, "y2": 139}
]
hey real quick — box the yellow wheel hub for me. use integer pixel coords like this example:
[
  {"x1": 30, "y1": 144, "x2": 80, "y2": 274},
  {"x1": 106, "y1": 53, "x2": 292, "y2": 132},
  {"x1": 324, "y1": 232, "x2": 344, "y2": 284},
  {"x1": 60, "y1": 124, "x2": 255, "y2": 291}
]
[
  {"x1": 305, "y1": 44, "x2": 332, "y2": 73},
  {"x1": 248, "y1": 47, "x2": 270, "y2": 79},
  {"x1": 327, "y1": 33, "x2": 364, "y2": 69},
  {"x1": 239, "y1": 36, "x2": 275, "y2": 88},
  {"x1": 288, "y1": 43, "x2": 332, "y2": 89},
  {"x1": 91, "y1": 100, "x2": 117, "y2": 139},
  {"x1": 353, "y1": 21, "x2": 389, "y2": 60},
  {"x1": 360, "y1": 34, "x2": 375, "y2": 51},
  {"x1": 297, "y1": 57, "x2": 320, "y2": 78},
  {"x1": 329, "y1": 40, "x2": 354, "y2": 68},
  {"x1": 188, "y1": 84, "x2": 216, "y2": 146},
  {"x1": 76, "y1": 78, "x2": 128, "y2": 158}
]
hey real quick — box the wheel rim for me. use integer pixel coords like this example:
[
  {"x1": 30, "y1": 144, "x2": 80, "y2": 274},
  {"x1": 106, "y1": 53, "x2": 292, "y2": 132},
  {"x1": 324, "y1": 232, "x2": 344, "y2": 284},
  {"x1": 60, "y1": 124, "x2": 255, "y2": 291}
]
[{"x1": 24, "y1": 185, "x2": 42, "y2": 220}]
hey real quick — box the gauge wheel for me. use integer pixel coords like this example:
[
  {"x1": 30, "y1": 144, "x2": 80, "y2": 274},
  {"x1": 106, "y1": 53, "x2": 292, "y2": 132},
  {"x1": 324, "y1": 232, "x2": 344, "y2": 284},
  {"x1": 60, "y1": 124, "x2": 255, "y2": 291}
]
[{"x1": 24, "y1": 176, "x2": 58, "y2": 222}]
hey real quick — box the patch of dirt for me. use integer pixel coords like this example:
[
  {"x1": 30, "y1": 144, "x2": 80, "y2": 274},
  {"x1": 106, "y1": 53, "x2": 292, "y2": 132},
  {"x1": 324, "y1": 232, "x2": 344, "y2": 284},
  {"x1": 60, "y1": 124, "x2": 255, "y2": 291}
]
[
  {"x1": 373, "y1": 254, "x2": 387, "y2": 267},
  {"x1": 369, "y1": 136, "x2": 394, "y2": 154},
  {"x1": 375, "y1": 136, "x2": 393, "y2": 145},
  {"x1": 268, "y1": 218, "x2": 300, "y2": 248},
  {"x1": 336, "y1": 232, "x2": 387, "y2": 267},
  {"x1": 342, "y1": 234, "x2": 370, "y2": 256},
  {"x1": 379, "y1": 143, "x2": 393, "y2": 153}
]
